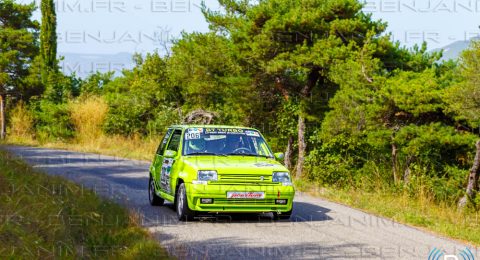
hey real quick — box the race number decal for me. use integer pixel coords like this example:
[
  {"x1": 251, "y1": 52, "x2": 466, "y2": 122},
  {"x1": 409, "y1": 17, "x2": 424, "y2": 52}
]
[
  {"x1": 185, "y1": 132, "x2": 201, "y2": 140},
  {"x1": 160, "y1": 158, "x2": 174, "y2": 193}
]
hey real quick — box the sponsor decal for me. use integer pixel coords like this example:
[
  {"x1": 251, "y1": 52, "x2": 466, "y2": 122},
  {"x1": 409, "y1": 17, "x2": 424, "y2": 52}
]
[
  {"x1": 188, "y1": 128, "x2": 203, "y2": 134},
  {"x1": 227, "y1": 191, "x2": 265, "y2": 199},
  {"x1": 254, "y1": 162, "x2": 276, "y2": 167},
  {"x1": 205, "y1": 128, "x2": 245, "y2": 135},
  {"x1": 160, "y1": 158, "x2": 173, "y2": 193},
  {"x1": 162, "y1": 131, "x2": 172, "y2": 145},
  {"x1": 245, "y1": 130, "x2": 260, "y2": 137}
]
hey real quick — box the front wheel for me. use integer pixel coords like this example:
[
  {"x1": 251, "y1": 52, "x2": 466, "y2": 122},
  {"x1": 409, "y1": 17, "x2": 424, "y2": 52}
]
[
  {"x1": 176, "y1": 183, "x2": 195, "y2": 221},
  {"x1": 149, "y1": 175, "x2": 164, "y2": 206}
]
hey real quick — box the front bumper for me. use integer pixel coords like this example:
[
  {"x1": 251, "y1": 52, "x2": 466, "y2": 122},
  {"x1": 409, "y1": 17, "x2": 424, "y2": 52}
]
[{"x1": 185, "y1": 183, "x2": 295, "y2": 213}]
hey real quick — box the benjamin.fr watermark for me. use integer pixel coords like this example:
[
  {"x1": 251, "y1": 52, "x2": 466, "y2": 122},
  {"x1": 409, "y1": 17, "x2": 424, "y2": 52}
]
[{"x1": 428, "y1": 247, "x2": 476, "y2": 260}]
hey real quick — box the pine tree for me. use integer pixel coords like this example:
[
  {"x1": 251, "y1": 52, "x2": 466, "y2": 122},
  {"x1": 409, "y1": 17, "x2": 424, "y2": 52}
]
[
  {"x1": 0, "y1": 0, "x2": 39, "y2": 139},
  {"x1": 40, "y1": 0, "x2": 57, "y2": 83}
]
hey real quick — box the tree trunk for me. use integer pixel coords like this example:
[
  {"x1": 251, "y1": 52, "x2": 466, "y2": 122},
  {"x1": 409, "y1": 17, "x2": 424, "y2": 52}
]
[
  {"x1": 391, "y1": 142, "x2": 398, "y2": 183},
  {"x1": 403, "y1": 164, "x2": 411, "y2": 184},
  {"x1": 459, "y1": 140, "x2": 480, "y2": 208},
  {"x1": 295, "y1": 115, "x2": 306, "y2": 179},
  {"x1": 284, "y1": 135, "x2": 294, "y2": 170},
  {"x1": 294, "y1": 68, "x2": 321, "y2": 179},
  {"x1": 403, "y1": 156, "x2": 414, "y2": 184},
  {"x1": 0, "y1": 94, "x2": 6, "y2": 140}
]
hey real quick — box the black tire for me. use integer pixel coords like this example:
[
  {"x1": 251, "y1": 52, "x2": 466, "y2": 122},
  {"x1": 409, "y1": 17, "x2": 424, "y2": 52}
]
[
  {"x1": 273, "y1": 210, "x2": 292, "y2": 221},
  {"x1": 176, "y1": 183, "x2": 195, "y2": 221},
  {"x1": 149, "y1": 175, "x2": 164, "y2": 206}
]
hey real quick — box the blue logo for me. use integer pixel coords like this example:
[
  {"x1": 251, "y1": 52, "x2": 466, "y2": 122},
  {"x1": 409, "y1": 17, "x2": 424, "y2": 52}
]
[
  {"x1": 428, "y1": 247, "x2": 475, "y2": 260},
  {"x1": 459, "y1": 248, "x2": 476, "y2": 260},
  {"x1": 428, "y1": 248, "x2": 444, "y2": 260}
]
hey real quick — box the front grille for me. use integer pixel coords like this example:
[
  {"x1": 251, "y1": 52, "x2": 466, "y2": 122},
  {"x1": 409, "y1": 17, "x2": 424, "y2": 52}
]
[
  {"x1": 213, "y1": 198, "x2": 276, "y2": 205},
  {"x1": 215, "y1": 174, "x2": 273, "y2": 185}
]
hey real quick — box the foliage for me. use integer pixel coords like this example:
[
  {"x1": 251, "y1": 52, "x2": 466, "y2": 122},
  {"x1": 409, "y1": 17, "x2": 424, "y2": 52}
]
[
  {"x1": 30, "y1": 98, "x2": 73, "y2": 142},
  {"x1": 40, "y1": 0, "x2": 57, "y2": 81},
  {"x1": 169, "y1": 32, "x2": 257, "y2": 125},
  {"x1": 0, "y1": 0, "x2": 40, "y2": 97},
  {"x1": 77, "y1": 71, "x2": 114, "y2": 97},
  {"x1": 102, "y1": 53, "x2": 181, "y2": 136},
  {"x1": 444, "y1": 40, "x2": 480, "y2": 128}
]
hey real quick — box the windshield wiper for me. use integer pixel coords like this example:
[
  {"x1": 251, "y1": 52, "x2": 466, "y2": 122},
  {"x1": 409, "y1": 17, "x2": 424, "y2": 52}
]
[
  {"x1": 226, "y1": 153, "x2": 270, "y2": 158},
  {"x1": 186, "y1": 152, "x2": 220, "y2": 156}
]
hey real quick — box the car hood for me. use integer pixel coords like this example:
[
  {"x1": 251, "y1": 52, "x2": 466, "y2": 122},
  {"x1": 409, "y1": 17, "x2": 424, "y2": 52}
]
[{"x1": 182, "y1": 156, "x2": 288, "y2": 174}]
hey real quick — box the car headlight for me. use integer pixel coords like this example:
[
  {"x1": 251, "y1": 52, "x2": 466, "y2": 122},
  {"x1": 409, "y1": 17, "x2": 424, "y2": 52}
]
[
  {"x1": 272, "y1": 172, "x2": 292, "y2": 185},
  {"x1": 197, "y1": 170, "x2": 218, "y2": 181}
]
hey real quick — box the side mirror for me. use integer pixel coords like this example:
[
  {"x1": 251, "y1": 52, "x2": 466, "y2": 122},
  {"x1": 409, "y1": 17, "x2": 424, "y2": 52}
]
[
  {"x1": 164, "y1": 150, "x2": 177, "y2": 158},
  {"x1": 274, "y1": 152, "x2": 285, "y2": 160}
]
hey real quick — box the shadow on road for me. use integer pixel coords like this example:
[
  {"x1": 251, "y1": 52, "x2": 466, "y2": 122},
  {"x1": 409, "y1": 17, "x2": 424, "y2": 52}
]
[{"x1": 149, "y1": 235, "x2": 368, "y2": 259}]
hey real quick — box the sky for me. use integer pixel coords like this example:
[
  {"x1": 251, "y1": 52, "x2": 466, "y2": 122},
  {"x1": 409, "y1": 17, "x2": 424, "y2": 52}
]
[{"x1": 18, "y1": 0, "x2": 480, "y2": 76}]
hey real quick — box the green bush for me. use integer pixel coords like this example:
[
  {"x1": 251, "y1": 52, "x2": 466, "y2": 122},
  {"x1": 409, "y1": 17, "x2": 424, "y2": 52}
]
[
  {"x1": 103, "y1": 93, "x2": 152, "y2": 136},
  {"x1": 393, "y1": 123, "x2": 476, "y2": 175},
  {"x1": 104, "y1": 91, "x2": 181, "y2": 137},
  {"x1": 305, "y1": 133, "x2": 370, "y2": 186},
  {"x1": 30, "y1": 99, "x2": 74, "y2": 142},
  {"x1": 146, "y1": 105, "x2": 182, "y2": 136}
]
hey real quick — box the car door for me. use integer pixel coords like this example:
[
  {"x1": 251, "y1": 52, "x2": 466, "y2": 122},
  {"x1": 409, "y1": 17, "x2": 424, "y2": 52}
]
[
  {"x1": 152, "y1": 128, "x2": 173, "y2": 191},
  {"x1": 161, "y1": 129, "x2": 183, "y2": 196}
]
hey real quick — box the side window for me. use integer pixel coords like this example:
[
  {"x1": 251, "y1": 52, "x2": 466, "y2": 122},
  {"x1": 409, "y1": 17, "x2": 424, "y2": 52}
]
[
  {"x1": 156, "y1": 129, "x2": 173, "y2": 155},
  {"x1": 166, "y1": 130, "x2": 182, "y2": 152}
]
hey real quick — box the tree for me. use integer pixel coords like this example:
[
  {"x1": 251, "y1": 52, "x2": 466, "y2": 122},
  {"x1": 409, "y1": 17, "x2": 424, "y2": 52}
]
[
  {"x1": 0, "y1": 0, "x2": 40, "y2": 138},
  {"x1": 103, "y1": 53, "x2": 181, "y2": 136},
  {"x1": 204, "y1": 0, "x2": 389, "y2": 177},
  {"x1": 445, "y1": 41, "x2": 480, "y2": 207},
  {"x1": 168, "y1": 32, "x2": 258, "y2": 125},
  {"x1": 445, "y1": 41, "x2": 480, "y2": 128},
  {"x1": 40, "y1": 0, "x2": 57, "y2": 82}
]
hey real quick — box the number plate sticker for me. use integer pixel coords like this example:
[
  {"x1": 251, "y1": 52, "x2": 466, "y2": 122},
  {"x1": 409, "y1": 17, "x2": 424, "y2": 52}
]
[{"x1": 227, "y1": 192, "x2": 265, "y2": 199}]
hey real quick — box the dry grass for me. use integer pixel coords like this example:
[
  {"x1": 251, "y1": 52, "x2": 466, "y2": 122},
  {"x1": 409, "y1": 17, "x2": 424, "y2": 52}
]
[
  {"x1": 7, "y1": 101, "x2": 34, "y2": 142},
  {"x1": 47, "y1": 135, "x2": 159, "y2": 161},
  {"x1": 5, "y1": 134, "x2": 159, "y2": 161},
  {"x1": 69, "y1": 96, "x2": 108, "y2": 143},
  {"x1": 5, "y1": 96, "x2": 159, "y2": 161}
]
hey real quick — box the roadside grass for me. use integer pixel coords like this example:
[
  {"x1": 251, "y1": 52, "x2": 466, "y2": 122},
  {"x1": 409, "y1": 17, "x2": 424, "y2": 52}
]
[
  {"x1": 295, "y1": 179, "x2": 480, "y2": 246},
  {"x1": 5, "y1": 134, "x2": 158, "y2": 161},
  {"x1": 0, "y1": 150, "x2": 170, "y2": 259},
  {"x1": 6, "y1": 95, "x2": 158, "y2": 161}
]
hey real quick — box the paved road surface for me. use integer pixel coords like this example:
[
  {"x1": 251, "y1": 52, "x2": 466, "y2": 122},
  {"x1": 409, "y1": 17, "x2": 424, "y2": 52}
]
[{"x1": 3, "y1": 146, "x2": 477, "y2": 259}]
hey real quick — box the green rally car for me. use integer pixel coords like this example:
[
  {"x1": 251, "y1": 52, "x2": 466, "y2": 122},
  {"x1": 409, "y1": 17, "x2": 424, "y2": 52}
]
[{"x1": 148, "y1": 125, "x2": 295, "y2": 221}]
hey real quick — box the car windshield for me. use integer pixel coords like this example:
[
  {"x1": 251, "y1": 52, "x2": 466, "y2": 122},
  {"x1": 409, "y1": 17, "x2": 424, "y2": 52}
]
[{"x1": 183, "y1": 128, "x2": 274, "y2": 158}]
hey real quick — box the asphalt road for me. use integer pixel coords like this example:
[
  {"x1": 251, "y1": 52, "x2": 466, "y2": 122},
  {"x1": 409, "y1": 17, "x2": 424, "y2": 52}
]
[{"x1": 4, "y1": 145, "x2": 477, "y2": 260}]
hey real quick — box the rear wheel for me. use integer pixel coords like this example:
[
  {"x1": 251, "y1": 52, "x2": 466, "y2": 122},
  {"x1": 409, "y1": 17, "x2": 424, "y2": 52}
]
[
  {"x1": 176, "y1": 183, "x2": 195, "y2": 221},
  {"x1": 149, "y1": 175, "x2": 164, "y2": 206},
  {"x1": 273, "y1": 210, "x2": 292, "y2": 221}
]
